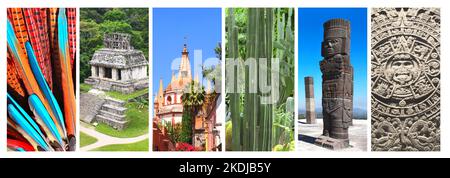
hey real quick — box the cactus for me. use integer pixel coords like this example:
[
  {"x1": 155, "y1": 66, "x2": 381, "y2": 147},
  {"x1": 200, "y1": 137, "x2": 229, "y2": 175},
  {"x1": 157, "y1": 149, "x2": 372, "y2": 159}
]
[
  {"x1": 227, "y1": 8, "x2": 241, "y2": 151},
  {"x1": 226, "y1": 8, "x2": 294, "y2": 151}
]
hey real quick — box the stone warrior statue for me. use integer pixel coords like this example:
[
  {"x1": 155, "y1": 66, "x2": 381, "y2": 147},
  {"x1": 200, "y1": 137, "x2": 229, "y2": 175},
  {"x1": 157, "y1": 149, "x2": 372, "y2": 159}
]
[{"x1": 317, "y1": 18, "x2": 353, "y2": 149}]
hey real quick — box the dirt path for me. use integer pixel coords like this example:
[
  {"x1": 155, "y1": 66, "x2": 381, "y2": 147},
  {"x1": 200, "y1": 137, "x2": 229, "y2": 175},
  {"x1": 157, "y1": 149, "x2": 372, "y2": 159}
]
[{"x1": 80, "y1": 125, "x2": 149, "y2": 151}]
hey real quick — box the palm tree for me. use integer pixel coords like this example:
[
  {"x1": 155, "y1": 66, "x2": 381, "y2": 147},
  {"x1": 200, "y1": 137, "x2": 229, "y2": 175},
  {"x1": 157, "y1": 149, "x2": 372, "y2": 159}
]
[
  {"x1": 202, "y1": 43, "x2": 221, "y2": 87},
  {"x1": 181, "y1": 81, "x2": 206, "y2": 114}
]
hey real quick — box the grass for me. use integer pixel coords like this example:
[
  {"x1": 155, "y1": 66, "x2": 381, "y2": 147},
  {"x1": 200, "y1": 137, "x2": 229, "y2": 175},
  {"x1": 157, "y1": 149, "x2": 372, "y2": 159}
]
[
  {"x1": 95, "y1": 102, "x2": 149, "y2": 138},
  {"x1": 80, "y1": 83, "x2": 93, "y2": 93},
  {"x1": 91, "y1": 139, "x2": 149, "y2": 151},
  {"x1": 80, "y1": 132, "x2": 98, "y2": 147},
  {"x1": 106, "y1": 88, "x2": 149, "y2": 101}
]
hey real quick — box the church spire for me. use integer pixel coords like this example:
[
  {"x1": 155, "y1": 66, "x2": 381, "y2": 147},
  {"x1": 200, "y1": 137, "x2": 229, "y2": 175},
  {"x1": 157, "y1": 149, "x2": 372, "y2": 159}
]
[
  {"x1": 157, "y1": 78, "x2": 164, "y2": 107},
  {"x1": 178, "y1": 43, "x2": 191, "y2": 80}
]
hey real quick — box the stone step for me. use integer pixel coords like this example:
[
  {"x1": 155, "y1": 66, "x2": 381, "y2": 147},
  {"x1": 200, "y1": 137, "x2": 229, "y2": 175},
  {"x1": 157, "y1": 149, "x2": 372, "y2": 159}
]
[
  {"x1": 95, "y1": 115, "x2": 128, "y2": 130},
  {"x1": 99, "y1": 110, "x2": 126, "y2": 121},
  {"x1": 94, "y1": 80, "x2": 112, "y2": 91},
  {"x1": 105, "y1": 97, "x2": 126, "y2": 107},
  {"x1": 101, "y1": 104, "x2": 127, "y2": 115},
  {"x1": 84, "y1": 78, "x2": 97, "y2": 85},
  {"x1": 80, "y1": 93, "x2": 105, "y2": 123}
]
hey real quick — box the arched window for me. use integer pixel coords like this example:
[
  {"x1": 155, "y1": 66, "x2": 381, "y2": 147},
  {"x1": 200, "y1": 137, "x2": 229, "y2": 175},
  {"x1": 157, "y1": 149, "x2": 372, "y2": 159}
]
[{"x1": 167, "y1": 96, "x2": 172, "y2": 105}]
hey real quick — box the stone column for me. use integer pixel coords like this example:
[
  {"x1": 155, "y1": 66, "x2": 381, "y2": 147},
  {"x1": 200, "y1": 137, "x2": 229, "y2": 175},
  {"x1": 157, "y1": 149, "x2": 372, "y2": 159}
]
[
  {"x1": 140, "y1": 66, "x2": 146, "y2": 79},
  {"x1": 121, "y1": 69, "x2": 130, "y2": 81},
  {"x1": 144, "y1": 66, "x2": 148, "y2": 78},
  {"x1": 99, "y1": 67, "x2": 105, "y2": 78},
  {"x1": 91, "y1": 66, "x2": 97, "y2": 77},
  {"x1": 112, "y1": 68, "x2": 118, "y2": 81},
  {"x1": 132, "y1": 67, "x2": 138, "y2": 79},
  {"x1": 316, "y1": 18, "x2": 353, "y2": 149},
  {"x1": 304, "y1": 76, "x2": 316, "y2": 124}
]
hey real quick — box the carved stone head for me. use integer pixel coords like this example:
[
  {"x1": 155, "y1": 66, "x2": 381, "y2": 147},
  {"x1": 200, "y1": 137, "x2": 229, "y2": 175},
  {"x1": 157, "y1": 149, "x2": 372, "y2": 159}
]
[
  {"x1": 321, "y1": 19, "x2": 350, "y2": 58},
  {"x1": 384, "y1": 53, "x2": 420, "y2": 86}
]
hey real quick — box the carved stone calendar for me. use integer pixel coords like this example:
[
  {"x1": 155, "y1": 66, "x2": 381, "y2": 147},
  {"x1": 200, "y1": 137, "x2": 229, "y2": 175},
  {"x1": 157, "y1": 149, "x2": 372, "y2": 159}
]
[{"x1": 371, "y1": 8, "x2": 440, "y2": 151}]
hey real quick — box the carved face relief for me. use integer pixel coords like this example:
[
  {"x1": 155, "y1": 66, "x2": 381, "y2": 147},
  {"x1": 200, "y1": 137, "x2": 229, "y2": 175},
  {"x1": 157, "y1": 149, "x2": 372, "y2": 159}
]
[
  {"x1": 384, "y1": 54, "x2": 420, "y2": 85},
  {"x1": 323, "y1": 37, "x2": 342, "y2": 57}
]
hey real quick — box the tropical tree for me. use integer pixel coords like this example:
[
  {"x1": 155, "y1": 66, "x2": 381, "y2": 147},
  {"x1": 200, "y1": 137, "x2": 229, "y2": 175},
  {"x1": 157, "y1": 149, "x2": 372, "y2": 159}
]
[
  {"x1": 180, "y1": 81, "x2": 206, "y2": 143},
  {"x1": 166, "y1": 122, "x2": 182, "y2": 144},
  {"x1": 203, "y1": 42, "x2": 222, "y2": 91},
  {"x1": 179, "y1": 111, "x2": 192, "y2": 143},
  {"x1": 181, "y1": 81, "x2": 206, "y2": 114}
]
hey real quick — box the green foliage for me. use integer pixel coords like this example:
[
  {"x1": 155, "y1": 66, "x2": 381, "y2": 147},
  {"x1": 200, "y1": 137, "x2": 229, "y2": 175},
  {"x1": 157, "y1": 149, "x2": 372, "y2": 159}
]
[
  {"x1": 104, "y1": 9, "x2": 127, "y2": 21},
  {"x1": 166, "y1": 122, "x2": 182, "y2": 144},
  {"x1": 274, "y1": 8, "x2": 295, "y2": 107},
  {"x1": 272, "y1": 102, "x2": 294, "y2": 148},
  {"x1": 99, "y1": 21, "x2": 133, "y2": 34},
  {"x1": 225, "y1": 120, "x2": 232, "y2": 151},
  {"x1": 273, "y1": 141, "x2": 295, "y2": 151},
  {"x1": 80, "y1": 83, "x2": 92, "y2": 93},
  {"x1": 80, "y1": 8, "x2": 149, "y2": 82},
  {"x1": 179, "y1": 81, "x2": 207, "y2": 144},
  {"x1": 181, "y1": 81, "x2": 206, "y2": 114},
  {"x1": 180, "y1": 111, "x2": 193, "y2": 143},
  {"x1": 202, "y1": 42, "x2": 222, "y2": 87},
  {"x1": 80, "y1": 20, "x2": 103, "y2": 81},
  {"x1": 106, "y1": 88, "x2": 149, "y2": 101}
]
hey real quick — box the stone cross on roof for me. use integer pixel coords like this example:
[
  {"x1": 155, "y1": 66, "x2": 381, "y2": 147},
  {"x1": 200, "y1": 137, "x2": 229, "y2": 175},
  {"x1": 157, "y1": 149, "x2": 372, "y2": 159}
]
[{"x1": 103, "y1": 33, "x2": 133, "y2": 50}]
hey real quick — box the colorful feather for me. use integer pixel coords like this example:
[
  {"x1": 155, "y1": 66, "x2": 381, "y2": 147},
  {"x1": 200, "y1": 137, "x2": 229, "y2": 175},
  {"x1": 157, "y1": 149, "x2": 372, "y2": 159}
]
[
  {"x1": 66, "y1": 8, "x2": 77, "y2": 69},
  {"x1": 7, "y1": 93, "x2": 50, "y2": 151},
  {"x1": 58, "y1": 8, "x2": 77, "y2": 137},
  {"x1": 27, "y1": 41, "x2": 67, "y2": 140},
  {"x1": 7, "y1": 51, "x2": 26, "y2": 98},
  {"x1": 8, "y1": 8, "x2": 29, "y2": 57},
  {"x1": 7, "y1": 139, "x2": 35, "y2": 152},
  {"x1": 7, "y1": 19, "x2": 65, "y2": 144},
  {"x1": 6, "y1": 8, "x2": 76, "y2": 152},
  {"x1": 23, "y1": 8, "x2": 53, "y2": 89},
  {"x1": 28, "y1": 94, "x2": 64, "y2": 147}
]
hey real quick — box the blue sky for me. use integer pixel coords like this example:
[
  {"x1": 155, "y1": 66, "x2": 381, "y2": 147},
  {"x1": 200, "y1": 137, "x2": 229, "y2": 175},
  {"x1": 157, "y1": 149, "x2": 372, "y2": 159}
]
[
  {"x1": 153, "y1": 8, "x2": 221, "y2": 95},
  {"x1": 298, "y1": 8, "x2": 367, "y2": 112}
]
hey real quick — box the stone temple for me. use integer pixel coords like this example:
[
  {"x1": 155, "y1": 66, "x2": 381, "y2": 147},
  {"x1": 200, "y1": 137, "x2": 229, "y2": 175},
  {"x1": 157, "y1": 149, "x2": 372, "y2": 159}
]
[
  {"x1": 85, "y1": 33, "x2": 148, "y2": 94},
  {"x1": 316, "y1": 18, "x2": 353, "y2": 150}
]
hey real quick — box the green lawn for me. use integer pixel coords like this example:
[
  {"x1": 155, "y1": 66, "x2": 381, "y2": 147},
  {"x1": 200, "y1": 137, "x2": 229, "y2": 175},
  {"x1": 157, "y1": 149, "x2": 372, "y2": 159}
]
[
  {"x1": 106, "y1": 88, "x2": 149, "y2": 101},
  {"x1": 80, "y1": 83, "x2": 93, "y2": 93},
  {"x1": 95, "y1": 102, "x2": 149, "y2": 138},
  {"x1": 80, "y1": 132, "x2": 98, "y2": 147},
  {"x1": 91, "y1": 139, "x2": 149, "y2": 151}
]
